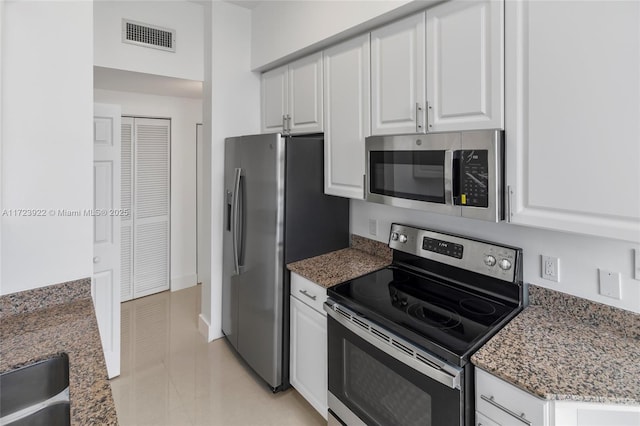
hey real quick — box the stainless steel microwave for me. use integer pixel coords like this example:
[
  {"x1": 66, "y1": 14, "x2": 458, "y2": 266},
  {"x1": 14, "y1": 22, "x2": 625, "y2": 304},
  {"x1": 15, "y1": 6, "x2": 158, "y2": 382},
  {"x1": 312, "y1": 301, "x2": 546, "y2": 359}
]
[{"x1": 365, "y1": 130, "x2": 504, "y2": 222}]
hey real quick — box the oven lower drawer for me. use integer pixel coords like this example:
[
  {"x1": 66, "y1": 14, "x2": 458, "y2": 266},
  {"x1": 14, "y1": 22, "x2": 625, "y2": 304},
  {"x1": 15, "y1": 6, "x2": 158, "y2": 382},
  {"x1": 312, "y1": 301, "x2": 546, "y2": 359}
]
[{"x1": 327, "y1": 315, "x2": 465, "y2": 426}]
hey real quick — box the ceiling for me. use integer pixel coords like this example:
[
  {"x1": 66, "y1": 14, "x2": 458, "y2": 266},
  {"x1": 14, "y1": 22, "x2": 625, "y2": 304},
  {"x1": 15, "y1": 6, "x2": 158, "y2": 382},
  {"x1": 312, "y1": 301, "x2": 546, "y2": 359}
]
[{"x1": 94, "y1": 66, "x2": 203, "y2": 99}]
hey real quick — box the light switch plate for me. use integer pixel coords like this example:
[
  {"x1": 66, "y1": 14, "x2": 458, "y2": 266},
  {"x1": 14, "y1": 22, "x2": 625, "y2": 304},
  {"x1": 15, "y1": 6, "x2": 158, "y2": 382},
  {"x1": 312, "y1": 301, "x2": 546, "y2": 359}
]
[
  {"x1": 368, "y1": 219, "x2": 377, "y2": 236},
  {"x1": 598, "y1": 269, "x2": 622, "y2": 299}
]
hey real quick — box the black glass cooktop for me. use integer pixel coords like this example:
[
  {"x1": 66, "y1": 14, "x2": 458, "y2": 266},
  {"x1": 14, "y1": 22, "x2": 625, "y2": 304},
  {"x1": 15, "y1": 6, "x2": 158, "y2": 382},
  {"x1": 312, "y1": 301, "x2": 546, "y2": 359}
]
[{"x1": 328, "y1": 266, "x2": 518, "y2": 363}]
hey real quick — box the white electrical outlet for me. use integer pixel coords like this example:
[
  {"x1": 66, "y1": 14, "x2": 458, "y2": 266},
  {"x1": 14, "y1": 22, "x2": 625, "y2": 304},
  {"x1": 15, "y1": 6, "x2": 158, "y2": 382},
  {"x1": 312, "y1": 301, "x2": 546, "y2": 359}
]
[
  {"x1": 368, "y1": 219, "x2": 377, "y2": 236},
  {"x1": 541, "y1": 255, "x2": 559, "y2": 282},
  {"x1": 599, "y1": 269, "x2": 622, "y2": 299}
]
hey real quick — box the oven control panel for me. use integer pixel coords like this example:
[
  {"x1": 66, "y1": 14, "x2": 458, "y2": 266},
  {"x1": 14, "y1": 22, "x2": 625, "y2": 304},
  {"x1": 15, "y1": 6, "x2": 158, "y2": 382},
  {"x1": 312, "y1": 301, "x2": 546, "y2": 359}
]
[
  {"x1": 422, "y1": 237, "x2": 463, "y2": 259},
  {"x1": 389, "y1": 223, "x2": 521, "y2": 283}
]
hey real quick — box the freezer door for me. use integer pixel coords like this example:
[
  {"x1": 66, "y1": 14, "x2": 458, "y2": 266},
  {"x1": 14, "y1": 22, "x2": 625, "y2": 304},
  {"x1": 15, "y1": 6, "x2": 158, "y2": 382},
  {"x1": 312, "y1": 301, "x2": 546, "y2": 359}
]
[
  {"x1": 236, "y1": 133, "x2": 286, "y2": 389},
  {"x1": 222, "y1": 137, "x2": 240, "y2": 350}
]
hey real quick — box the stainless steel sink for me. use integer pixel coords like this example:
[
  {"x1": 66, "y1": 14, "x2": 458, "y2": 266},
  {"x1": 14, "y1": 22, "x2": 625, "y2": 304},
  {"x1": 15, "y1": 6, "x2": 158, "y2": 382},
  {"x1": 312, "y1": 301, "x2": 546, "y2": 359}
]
[{"x1": 0, "y1": 353, "x2": 70, "y2": 425}]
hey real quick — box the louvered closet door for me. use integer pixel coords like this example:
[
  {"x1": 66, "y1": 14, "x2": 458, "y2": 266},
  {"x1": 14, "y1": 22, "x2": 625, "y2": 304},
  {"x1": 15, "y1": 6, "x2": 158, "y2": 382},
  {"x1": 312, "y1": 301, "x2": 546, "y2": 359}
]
[
  {"x1": 133, "y1": 118, "x2": 171, "y2": 299},
  {"x1": 121, "y1": 118, "x2": 134, "y2": 302}
]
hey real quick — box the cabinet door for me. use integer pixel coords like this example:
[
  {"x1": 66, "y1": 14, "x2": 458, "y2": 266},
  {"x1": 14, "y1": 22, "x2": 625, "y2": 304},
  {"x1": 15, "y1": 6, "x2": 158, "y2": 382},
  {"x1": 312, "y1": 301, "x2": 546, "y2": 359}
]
[
  {"x1": 505, "y1": 0, "x2": 640, "y2": 242},
  {"x1": 288, "y1": 52, "x2": 323, "y2": 134},
  {"x1": 261, "y1": 65, "x2": 288, "y2": 133},
  {"x1": 324, "y1": 34, "x2": 370, "y2": 199},
  {"x1": 476, "y1": 368, "x2": 549, "y2": 426},
  {"x1": 426, "y1": 0, "x2": 503, "y2": 131},
  {"x1": 476, "y1": 412, "x2": 501, "y2": 426},
  {"x1": 371, "y1": 12, "x2": 426, "y2": 135},
  {"x1": 553, "y1": 401, "x2": 640, "y2": 426},
  {"x1": 290, "y1": 295, "x2": 328, "y2": 419}
]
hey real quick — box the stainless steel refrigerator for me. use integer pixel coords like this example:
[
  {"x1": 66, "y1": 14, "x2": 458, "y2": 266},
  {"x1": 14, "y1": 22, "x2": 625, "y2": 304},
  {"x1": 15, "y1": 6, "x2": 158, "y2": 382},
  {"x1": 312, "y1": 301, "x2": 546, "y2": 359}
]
[{"x1": 222, "y1": 133, "x2": 349, "y2": 391}]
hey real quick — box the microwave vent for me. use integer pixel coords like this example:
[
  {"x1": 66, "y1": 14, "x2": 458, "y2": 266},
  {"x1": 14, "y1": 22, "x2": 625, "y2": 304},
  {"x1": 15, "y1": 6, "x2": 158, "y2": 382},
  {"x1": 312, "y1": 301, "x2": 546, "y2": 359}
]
[{"x1": 122, "y1": 19, "x2": 175, "y2": 52}]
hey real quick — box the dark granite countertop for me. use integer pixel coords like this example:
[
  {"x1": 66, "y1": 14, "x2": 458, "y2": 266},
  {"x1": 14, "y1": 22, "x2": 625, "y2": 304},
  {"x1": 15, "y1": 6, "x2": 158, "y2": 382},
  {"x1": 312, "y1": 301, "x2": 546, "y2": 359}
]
[
  {"x1": 472, "y1": 285, "x2": 640, "y2": 405},
  {"x1": 0, "y1": 279, "x2": 118, "y2": 424},
  {"x1": 287, "y1": 234, "x2": 392, "y2": 288}
]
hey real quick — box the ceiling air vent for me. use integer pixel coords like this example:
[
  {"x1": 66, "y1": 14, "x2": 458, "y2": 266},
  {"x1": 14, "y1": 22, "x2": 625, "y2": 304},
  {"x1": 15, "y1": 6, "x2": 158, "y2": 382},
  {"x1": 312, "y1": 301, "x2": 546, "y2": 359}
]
[{"x1": 122, "y1": 19, "x2": 175, "y2": 52}]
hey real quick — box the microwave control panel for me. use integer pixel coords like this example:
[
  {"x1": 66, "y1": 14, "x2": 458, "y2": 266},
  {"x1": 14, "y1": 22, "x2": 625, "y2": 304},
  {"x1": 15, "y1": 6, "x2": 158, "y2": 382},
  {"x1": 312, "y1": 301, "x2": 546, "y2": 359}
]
[{"x1": 455, "y1": 150, "x2": 489, "y2": 208}]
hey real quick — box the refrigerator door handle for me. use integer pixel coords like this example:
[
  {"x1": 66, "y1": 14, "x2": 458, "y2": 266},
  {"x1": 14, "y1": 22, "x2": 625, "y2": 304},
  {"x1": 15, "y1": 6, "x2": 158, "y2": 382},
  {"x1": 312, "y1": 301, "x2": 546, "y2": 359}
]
[{"x1": 232, "y1": 167, "x2": 242, "y2": 275}]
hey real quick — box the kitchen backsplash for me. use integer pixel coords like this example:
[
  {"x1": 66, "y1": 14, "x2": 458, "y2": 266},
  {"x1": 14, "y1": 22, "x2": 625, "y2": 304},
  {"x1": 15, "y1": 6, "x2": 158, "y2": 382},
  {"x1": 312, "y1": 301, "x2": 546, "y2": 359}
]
[
  {"x1": 529, "y1": 284, "x2": 639, "y2": 340},
  {"x1": 351, "y1": 234, "x2": 392, "y2": 261}
]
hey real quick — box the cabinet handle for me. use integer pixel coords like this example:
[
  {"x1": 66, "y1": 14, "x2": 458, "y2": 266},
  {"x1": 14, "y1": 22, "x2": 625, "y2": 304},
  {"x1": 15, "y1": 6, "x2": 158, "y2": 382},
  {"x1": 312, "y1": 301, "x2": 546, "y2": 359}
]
[
  {"x1": 363, "y1": 174, "x2": 367, "y2": 199},
  {"x1": 287, "y1": 114, "x2": 292, "y2": 132},
  {"x1": 506, "y1": 185, "x2": 513, "y2": 222},
  {"x1": 480, "y1": 395, "x2": 532, "y2": 426},
  {"x1": 282, "y1": 115, "x2": 287, "y2": 133},
  {"x1": 416, "y1": 103, "x2": 424, "y2": 132},
  {"x1": 427, "y1": 100, "x2": 433, "y2": 129},
  {"x1": 299, "y1": 289, "x2": 317, "y2": 301}
]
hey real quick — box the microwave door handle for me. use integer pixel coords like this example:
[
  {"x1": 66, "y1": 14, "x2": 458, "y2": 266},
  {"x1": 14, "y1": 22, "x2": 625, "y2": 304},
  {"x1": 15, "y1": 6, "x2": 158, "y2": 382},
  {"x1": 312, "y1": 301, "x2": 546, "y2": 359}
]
[{"x1": 444, "y1": 150, "x2": 454, "y2": 206}]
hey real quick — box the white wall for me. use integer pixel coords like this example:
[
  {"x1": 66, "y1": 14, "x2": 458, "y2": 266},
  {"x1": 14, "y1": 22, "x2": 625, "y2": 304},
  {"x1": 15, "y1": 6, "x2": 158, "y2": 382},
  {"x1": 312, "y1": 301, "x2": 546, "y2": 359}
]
[
  {"x1": 352, "y1": 201, "x2": 640, "y2": 313},
  {"x1": 251, "y1": 0, "x2": 436, "y2": 70},
  {"x1": 0, "y1": 0, "x2": 4, "y2": 290},
  {"x1": 94, "y1": 0, "x2": 204, "y2": 81},
  {"x1": 199, "y1": 1, "x2": 261, "y2": 341},
  {"x1": 1, "y1": 1, "x2": 94, "y2": 294},
  {"x1": 93, "y1": 89, "x2": 202, "y2": 292}
]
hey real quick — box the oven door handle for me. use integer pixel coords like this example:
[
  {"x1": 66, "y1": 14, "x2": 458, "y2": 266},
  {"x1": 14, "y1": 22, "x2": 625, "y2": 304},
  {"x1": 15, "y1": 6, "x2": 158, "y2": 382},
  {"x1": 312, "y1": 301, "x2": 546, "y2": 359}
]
[{"x1": 325, "y1": 301, "x2": 462, "y2": 390}]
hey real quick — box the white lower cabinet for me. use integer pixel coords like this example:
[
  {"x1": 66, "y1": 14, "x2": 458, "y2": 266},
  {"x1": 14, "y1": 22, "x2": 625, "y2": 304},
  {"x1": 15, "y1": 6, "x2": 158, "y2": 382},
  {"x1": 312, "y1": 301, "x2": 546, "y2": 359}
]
[
  {"x1": 289, "y1": 272, "x2": 328, "y2": 420},
  {"x1": 476, "y1": 368, "x2": 549, "y2": 426},
  {"x1": 476, "y1": 411, "x2": 501, "y2": 426},
  {"x1": 552, "y1": 401, "x2": 640, "y2": 426},
  {"x1": 476, "y1": 368, "x2": 640, "y2": 426}
]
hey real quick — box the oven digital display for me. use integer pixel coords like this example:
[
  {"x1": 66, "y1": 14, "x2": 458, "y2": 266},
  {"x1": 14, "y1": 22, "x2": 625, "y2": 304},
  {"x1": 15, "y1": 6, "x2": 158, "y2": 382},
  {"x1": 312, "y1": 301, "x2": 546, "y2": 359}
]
[{"x1": 422, "y1": 237, "x2": 463, "y2": 259}]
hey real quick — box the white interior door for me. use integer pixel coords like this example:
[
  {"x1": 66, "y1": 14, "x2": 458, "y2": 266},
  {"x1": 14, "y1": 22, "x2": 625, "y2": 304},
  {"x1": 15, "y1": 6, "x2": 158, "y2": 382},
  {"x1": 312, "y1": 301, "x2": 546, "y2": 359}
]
[
  {"x1": 133, "y1": 118, "x2": 171, "y2": 299},
  {"x1": 93, "y1": 103, "x2": 122, "y2": 379},
  {"x1": 121, "y1": 118, "x2": 134, "y2": 302}
]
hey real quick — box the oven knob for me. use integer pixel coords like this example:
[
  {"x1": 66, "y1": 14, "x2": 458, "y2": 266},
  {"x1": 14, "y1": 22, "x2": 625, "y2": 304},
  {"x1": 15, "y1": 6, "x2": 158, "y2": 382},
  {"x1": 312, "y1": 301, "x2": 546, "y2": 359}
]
[
  {"x1": 391, "y1": 232, "x2": 399, "y2": 241},
  {"x1": 484, "y1": 255, "x2": 496, "y2": 267},
  {"x1": 499, "y1": 259, "x2": 512, "y2": 270},
  {"x1": 399, "y1": 234, "x2": 408, "y2": 243}
]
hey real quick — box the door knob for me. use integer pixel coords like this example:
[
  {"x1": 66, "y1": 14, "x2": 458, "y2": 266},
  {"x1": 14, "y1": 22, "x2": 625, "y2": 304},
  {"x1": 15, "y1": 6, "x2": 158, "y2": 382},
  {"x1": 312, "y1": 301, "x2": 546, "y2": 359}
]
[{"x1": 93, "y1": 256, "x2": 100, "y2": 264}]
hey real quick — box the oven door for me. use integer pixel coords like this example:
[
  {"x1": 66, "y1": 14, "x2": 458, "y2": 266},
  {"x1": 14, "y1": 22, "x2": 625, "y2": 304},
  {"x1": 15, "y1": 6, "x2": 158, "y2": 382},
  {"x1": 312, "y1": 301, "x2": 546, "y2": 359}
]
[{"x1": 326, "y1": 307, "x2": 464, "y2": 426}]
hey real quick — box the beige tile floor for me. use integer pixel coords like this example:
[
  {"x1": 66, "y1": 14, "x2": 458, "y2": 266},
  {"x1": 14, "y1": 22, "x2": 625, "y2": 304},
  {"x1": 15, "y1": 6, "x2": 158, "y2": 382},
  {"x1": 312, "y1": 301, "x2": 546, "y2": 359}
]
[{"x1": 110, "y1": 285, "x2": 326, "y2": 426}]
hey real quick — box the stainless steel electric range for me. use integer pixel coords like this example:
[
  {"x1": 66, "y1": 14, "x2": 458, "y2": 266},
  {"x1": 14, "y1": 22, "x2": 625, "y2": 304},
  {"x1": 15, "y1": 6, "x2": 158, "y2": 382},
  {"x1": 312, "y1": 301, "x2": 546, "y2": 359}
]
[{"x1": 325, "y1": 223, "x2": 526, "y2": 426}]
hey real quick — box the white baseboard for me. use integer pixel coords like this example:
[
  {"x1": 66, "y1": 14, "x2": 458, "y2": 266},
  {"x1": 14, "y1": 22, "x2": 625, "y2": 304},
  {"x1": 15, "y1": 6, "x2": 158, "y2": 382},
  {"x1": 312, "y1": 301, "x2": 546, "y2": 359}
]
[
  {"x1": 198, "y1": 313, "x2": 224, "y2": 342},
  {"x1": 171, "y1": 274, "x2": 197, "y2": 292}
]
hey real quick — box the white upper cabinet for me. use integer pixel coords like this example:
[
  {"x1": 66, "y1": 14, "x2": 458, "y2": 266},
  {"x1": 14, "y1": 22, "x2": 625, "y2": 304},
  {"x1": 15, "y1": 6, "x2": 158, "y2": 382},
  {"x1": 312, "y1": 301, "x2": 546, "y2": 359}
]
[
  {"x1": 261, "y1": 52, "x2": 323, "y2": 134},
  {"x1": 261, "y1": 65, "x2": 288, "y2": 133},
  {"x1": 505, "y1": 0, "x2": 640, "y2": 242},
  {"x1": 323, "y1": 34, "x2": 371, "y2": 199},
  {"x1": 426, "y1": 0, "x2": 504, "y2": 132},
  {"x1": 288, "y1": 53, "x2": 323, "y2": 134},
  {"x1": 371, "y1": 12, "x2": 426, "y2": 135}
]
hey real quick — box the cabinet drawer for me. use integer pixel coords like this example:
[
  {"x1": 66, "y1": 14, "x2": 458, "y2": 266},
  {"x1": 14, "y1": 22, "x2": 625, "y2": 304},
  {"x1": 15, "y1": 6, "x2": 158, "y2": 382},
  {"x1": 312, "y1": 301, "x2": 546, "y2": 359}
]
[
  {"x1": 476, "y1": 411, "x2": 500, "y2": 426},
  {"x1": 291, "y1": 272, "x2": 327, "y2": 314},
  {"x1": 476, "y1": 368, "x2": 549, "y2": 426}
]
